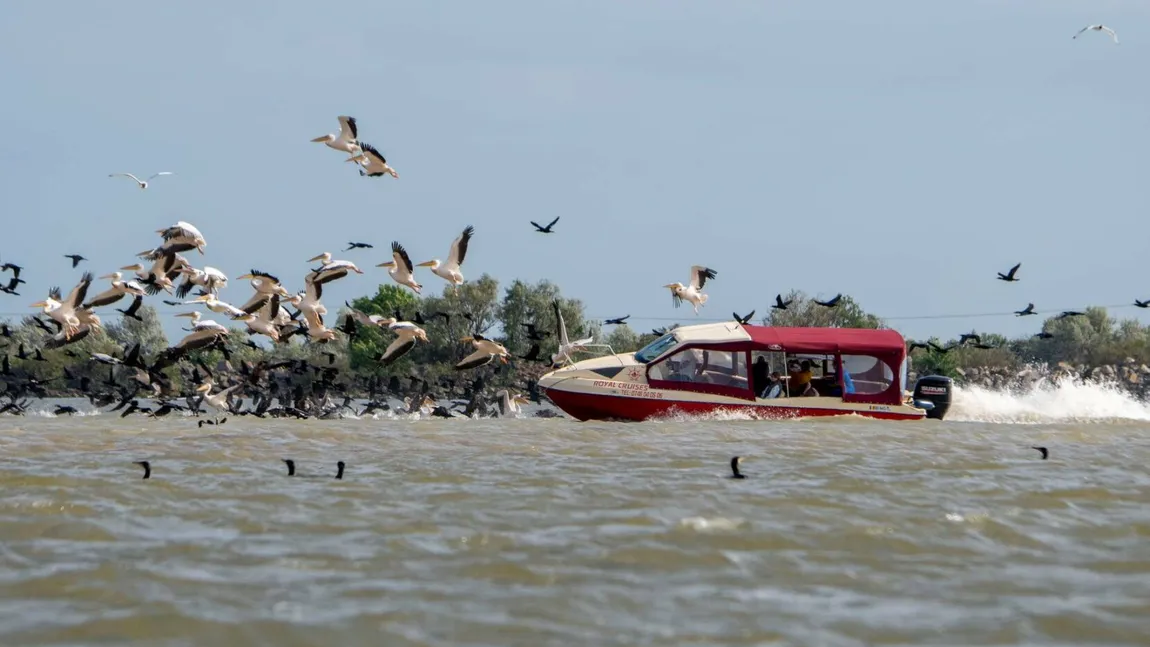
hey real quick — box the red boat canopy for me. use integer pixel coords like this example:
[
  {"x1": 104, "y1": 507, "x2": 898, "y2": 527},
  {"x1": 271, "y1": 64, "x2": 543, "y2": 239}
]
[{"x1": 741, "y1": 325, "x2": 907, "y2": 360}]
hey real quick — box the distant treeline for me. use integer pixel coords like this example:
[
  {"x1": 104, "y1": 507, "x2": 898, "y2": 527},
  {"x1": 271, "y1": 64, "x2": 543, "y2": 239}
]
[{"x1": 3, "y1": 282, "x2": 1144, "y2": 390}]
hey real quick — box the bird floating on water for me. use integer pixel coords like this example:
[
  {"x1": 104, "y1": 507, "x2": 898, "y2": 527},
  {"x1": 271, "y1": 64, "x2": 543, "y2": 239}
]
[
  {"x1": 134, "y1": 461, "x2": 151, "y2": 479},
  {"x1": 1073, "y1": 24, "x2": 1118, "y2": 43},
  {"x1": 109, "y1": 172, "x2": 173, "y2": 190},
  {"x1": 282, "y1": 459, "x2": 345, "y2": 480},
  {"x1": 1032, "y1": 446, "x2": 1049, "y2": 460},
  {"x1": 729, "y1": 456, "x2": 747, "y2": 479}
]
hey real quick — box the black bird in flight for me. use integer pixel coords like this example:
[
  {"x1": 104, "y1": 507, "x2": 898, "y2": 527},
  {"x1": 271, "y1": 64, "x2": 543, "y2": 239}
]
[
  {"x1": 958, "y1": 333, "x2": 981, "y2": 346},
  {"x1": 1015, "y1": 303, "x2": 1036, "y2": 316},
  {"x1": 134, "y1": 461, "x2": 151, "y2": 479},
  {"x1": 814, "y1": 294, "x2": 841, "y2": 308},
  {"x1": 1135, "y1": 299, "x2": 1149, "y2": 308},
  {"x1": 772, "y1": 294, "x2": 793, "y2": 310},
  {"x1": 604, "y1": 315, "x2": 630, "y2": 325},
  {"x1": 530, "y1": 216, "x2": 560, "y2": 233},
  {"x1": 117, "y1": 295, "x2": 145, "y2": 322},
  {"x1": 733, "y1": 310, "x2": 755, "y2": 325},
  {"x1": 345, "y1": 242, "x2": 373, "y2": 251},
  {"x1": 729, "y1": 456, "x2": 747, "y2": 479},
  {"x1": 1033, "y1": 331, "x2": 1054, "y2": 340},
  {"x1": 64, "y1": 254, "x2": 87, "y2": 268},
  {"x1": 908, "y1": 340, "x2": 931, "y2": 352},
  {"x1": 1056, "y1": 311, "x2": 1086, "y2": 319},
  {"x1": 997, "y1": 263, "x2": 1021, "y2": 282},
  {"x1": 928, "y1": 341, "x2": 956, "y2": 354},
  {"x1": 1032, "y1": 446, "x2": 1048, "y2": 460}
]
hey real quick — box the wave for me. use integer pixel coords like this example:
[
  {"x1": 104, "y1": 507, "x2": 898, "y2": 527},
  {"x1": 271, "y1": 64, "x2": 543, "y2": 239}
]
[{"x1": 948, "y1": 377, "x2": 1150, "y2": 424}]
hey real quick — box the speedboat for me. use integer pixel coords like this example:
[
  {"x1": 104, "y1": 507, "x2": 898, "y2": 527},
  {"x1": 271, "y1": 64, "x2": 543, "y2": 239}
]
[{"x1": 537, "y1": 321, "x2": 953, "y2": 422}]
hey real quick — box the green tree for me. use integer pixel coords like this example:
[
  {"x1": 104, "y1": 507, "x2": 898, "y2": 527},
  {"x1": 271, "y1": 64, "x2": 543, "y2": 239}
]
[
  {"x1": 496, "y1": 279, "x2": 596, "y2": 361},
  {"x1": 603, "y1": 325, "x2": 640, "y2": 353},
  {"x1": 764, "y1": 290, "x2": 884, "y2": 329}
]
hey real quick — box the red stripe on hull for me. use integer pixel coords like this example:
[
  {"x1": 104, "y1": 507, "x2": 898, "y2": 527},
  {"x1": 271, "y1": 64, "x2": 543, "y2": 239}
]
[{"x1": 542, "y1": 388, "x2": 924, "y2": 422}]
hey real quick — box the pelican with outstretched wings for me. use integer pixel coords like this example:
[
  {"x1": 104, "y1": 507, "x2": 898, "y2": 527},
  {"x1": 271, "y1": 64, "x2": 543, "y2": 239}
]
[{"x1": 663, "y1": 265, "x2": 717, "y2": 314}]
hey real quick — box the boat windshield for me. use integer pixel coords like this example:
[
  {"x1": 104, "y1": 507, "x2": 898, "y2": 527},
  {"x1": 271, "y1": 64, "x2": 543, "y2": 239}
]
[{"x1": 634, "y1": 334, "x2": 678, "y2": 364}]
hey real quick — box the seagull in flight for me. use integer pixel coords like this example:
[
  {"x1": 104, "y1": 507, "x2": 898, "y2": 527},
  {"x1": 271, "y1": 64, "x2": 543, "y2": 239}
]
[
  {"x1": 109, "y1": 172, "x2": 173, "y2": 190},
  {"x1": 1073, "y1": 24, "x2": 1118, "y2": 43}
]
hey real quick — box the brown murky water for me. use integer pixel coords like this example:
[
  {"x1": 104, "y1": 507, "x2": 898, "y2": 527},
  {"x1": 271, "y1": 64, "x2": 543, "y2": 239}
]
[{"x1": 1, "y1": 394, "x2": 1149, "y2": 646}]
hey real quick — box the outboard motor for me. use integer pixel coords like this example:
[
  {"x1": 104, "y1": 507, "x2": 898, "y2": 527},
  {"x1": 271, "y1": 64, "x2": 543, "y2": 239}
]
[{"x1": 912, "y1": 375, "x2": 952, "y2": 420}]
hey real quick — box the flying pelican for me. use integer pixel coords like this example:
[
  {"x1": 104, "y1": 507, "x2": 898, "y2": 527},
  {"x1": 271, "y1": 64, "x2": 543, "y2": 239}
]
[
  {"x1": 307, "y1": 252, "x2": 364, "y2": 285},
  {"x1": 311, "y1": 115, "x2": 361, "y2": 155},
  {"x1": 30, "y1": 273, "x2": 93, "y2": 340},
  {"x1": 109, "y1": 171, "x2": 173, "y2": 189},
  {"x1": 455, "y1": 334, "x2": 510, "y2": 371},
  {"x1": 377, "y1": 241, "x2": 422, "y2": 294},
  {"x1": 234, "y1": 270, "x2": 291, "y2": 313},
  {"x1": 379, "y1": 321, "x2": 428, "y2": 366},
  {"x1": 195, "y1": 381, "x2": 241, "y2": 424},
  {"x1": 157, "y1": 221, "x2": 207, "y2": 255},
  {"x1": 174, "y1": 266, "x2": 228, "y2": 299},
  {"x1": 84, "y1": 272, "x2": 147, "y2": 308},
  {"x1": 418, "y1": 225, "x2": 474, "y2": 295},
  {"x1": 344, "y1": 304, "x2": 393, "y2": 328},
  {"x1": 346, "y1": 142, "x2": 398, "y2": 178},
  {"x1": 551, "y1": 299, "x2": 594, "y2": 367},
  {"x1": 120, "y1": 255, "x2": 182, "y2": 295},
  {"x1": 301, "y1": 309, "x2": 337, "y2": 342},
  {"x1": 664, "y1": 265, "x2": 718, "y2": 314},
  {"x1": 188, "y1": 294, "x2": 247, "y2": 319},
  {"x1": 234, "y1": 300, "x2": 282, "y2": 341},
  {"x1": 174, "y1": 311, "x2": 227, "y2": 333},
  {"x1": 1074, "y1": 24, "x2": 1118, "y2": 43}
]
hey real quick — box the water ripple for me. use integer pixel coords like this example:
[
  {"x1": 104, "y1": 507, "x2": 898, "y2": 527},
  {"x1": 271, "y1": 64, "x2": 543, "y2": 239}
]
[{"x1": 0, "y1": 411, "x2": 1148, "y2": 645}]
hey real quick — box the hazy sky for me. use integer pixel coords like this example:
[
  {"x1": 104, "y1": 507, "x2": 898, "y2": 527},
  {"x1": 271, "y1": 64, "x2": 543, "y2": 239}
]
[{"x1": 1, "y1": 0, "x2": 1146, "y2": 345}]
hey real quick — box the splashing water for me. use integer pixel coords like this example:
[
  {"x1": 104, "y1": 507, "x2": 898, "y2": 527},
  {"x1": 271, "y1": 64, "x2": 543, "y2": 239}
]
[{"x1": 948, "y1": 377, "x2": 1150, "y2": 424}]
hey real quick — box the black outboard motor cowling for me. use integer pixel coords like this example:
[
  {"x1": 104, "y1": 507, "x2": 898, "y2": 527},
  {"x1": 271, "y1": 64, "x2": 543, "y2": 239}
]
[{"x1": 912, "y1": 375, "x2": 953, "y2": 420}]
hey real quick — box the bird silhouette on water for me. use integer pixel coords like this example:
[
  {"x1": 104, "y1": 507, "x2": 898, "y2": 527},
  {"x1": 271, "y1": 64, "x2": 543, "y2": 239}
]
[
  {"x1": 729, "y1": 456, "x2": 747, "y2": 479},
  {"x1": 134, "y1": 461, "x2": 151, "y2": 479},
  {"x1": 1032, "y1": 446, "x2": 1049, "y2": 460},
  {"x1": 282, "y1": 459, "x2": 345, "y2": 480}
]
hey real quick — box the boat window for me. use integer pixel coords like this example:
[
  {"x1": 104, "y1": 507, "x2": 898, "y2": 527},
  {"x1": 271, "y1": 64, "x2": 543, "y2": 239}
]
[
  {"x1": 634, "y1": 334, "x2": 677, "y2": 364},
  {"x1": 840, "y1": 354, "x2": 894, "y2": 395},
  {"x1": 648, "y1": 348, "x2": 749, "y2": 389}
]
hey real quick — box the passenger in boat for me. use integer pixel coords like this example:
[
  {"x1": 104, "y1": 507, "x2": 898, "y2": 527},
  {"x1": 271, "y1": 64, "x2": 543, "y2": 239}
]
[
  {"x1": 787, "y1": 360, "x2": 816, "y2": 396},
  {"x1": 763, "y1": 371, "x2": 785, "y2": 398},
  {"x1": 752, "y1": 356, "x2": 771, "y2": 395}
]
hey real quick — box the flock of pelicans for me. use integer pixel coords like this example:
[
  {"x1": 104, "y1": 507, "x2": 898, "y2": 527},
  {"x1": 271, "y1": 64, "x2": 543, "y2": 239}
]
[
  {"x1": 0, "y1": 115, "x2": 616, "y2": 420},
  {"x1": 0, "y1": 22, "x2": 1135, "y2": 420}
]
